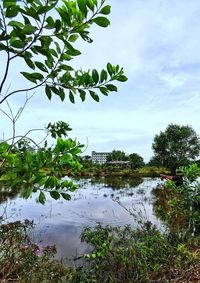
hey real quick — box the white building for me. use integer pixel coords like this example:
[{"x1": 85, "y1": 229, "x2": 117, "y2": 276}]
[{"x1": 91, "y1": 151, "x2": 110, "y2": 164}]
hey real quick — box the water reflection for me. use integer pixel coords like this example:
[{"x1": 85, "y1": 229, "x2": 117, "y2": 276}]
[
  {"x1": 0, "y1": 177, "x2": 163, "y2": 264},
  {"x1": 89, "y1": 176, "x2": 143, "y2": 190}
]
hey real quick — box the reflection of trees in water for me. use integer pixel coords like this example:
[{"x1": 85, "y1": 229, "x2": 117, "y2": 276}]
[
  {"x1": 152, "y1": 185, "x2": 187, "y2": 233},
  {"x1": 0, "y1": 183, "x2": 21, "y2": 204},
  {"x1": 90, "y1": 177, "x2": 144, "y2": 190}
]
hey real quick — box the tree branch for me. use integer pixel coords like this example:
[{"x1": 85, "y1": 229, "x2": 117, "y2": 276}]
[{"x1": 0, "y1": 5, "x2": 11, "y2": 95}]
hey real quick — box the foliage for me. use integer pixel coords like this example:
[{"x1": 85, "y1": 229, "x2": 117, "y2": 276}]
[
  {"x1": 129, "y1": 152, "x2": 144, "y2": 169},
  {"x1": 152, "y1": 124, "x2": 200, "y2": 174},
  {"x1": 153, "y1": 163, "x2": 200, "y2": 237},
  {"x1": 0, "y1": 122, "x2": 82, "y2": 203},
  {"x1": 107, "y1": 150, "x2": 128, "y2": 162},
  {"x1": 0, "y1": 220, "x2": 73, "y2": 282},
  {"x1": 72, "y1": 223, "x2": 197, "y2": 283},
  {"x1": 0, "y1": 0, "x2": 127, "y2": 104},
  {"x1": 0, "y1": 0, "x2": 127, "y2": 202}
]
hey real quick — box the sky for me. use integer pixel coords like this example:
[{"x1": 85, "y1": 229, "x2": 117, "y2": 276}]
[{"x1": 1, "y1": 0, "x2": 200, "y2": 162}]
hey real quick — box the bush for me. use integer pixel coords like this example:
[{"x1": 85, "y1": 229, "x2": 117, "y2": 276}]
[
  {"x1": 153, "y1": 163, "x2": 200, "y2": 238},
  {"x1": 72, "y1": 223, "x2": 186, "y2": 283},
  {"x1": 0, "y1": 220, "x2": 73, "y2": 282}
]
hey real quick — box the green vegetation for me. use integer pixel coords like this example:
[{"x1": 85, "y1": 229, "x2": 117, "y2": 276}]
[
  {"x1": 107, "y1": 150, "x2": 129, "y2": 162},
  {"x1": 0, "y1": 0, "x2": 127, "y2": 203},
  {"x1": 0, "y1": 164, "x2": 200, "y2": 282},
  {"x1": 153, "y1": 163, "x2": 200, "y2": 237},
  {"x1": 73, "y1": 224, "x2": 198, "y2": 283},
  {"x1": 151, "y1": 124, "x2": 200, "y2": 174},
  {"x1": 72, "y1": 164, "x2": 200, "y2": 283},
  {"x1": 0, "y1": 0, "x2": 200, "y2": 282},
  {"x1": 0, "y1": 220, "x2": 74, "y2": 282},
  {"x1": 79, "y1": 160, "x2": 167, "y2": 177}
]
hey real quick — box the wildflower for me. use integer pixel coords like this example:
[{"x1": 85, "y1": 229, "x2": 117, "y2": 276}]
[{"x1": 20, "y1": 243, "x2": 41, "y2": 256}]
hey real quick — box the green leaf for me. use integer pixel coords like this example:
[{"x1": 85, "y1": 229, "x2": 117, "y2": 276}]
[
  {"x1": 22, "y1": 24, "x2": 37, "y2": 35},
  {"x1": 10, "y1": 39, "x2": 25, "y2": 48},
  {"x1": 0, "y1": 142, "x2": 9, "y2": 153},
  {"x1": 55, "y1": 19, "x2": 61, "y2": 32},
  {"x1": 45, "y1": 85, "x2": 52, "y2": 100},
  {"x1": 22, "y1": 6, "x2": 40, "y2": 21},
  {"x1": 86, "y1": 0, "x2": 94, "y2": 11},
  {"x1": 24, "y1": 57, "x2": 35, "y2": 70},
  {"x1": 99, "y1": 86, "x2": 109, "y2": 96},
  {"x1": 60, "y1": 154, "x2": 72, "y2": 165},
  {"x1": 21, "y1": 72, "x2": 44, "y2": 83},
  {"x1": 99, "y1": 5, "x2": 111, "y2": 15},
  {"x1": 50, "y1": 190, "x2": 60, "y2": 200},
  {"x1": 6, "y1": 5, "x2": 19, "y2": 17},
  {"x1": 69, "y1": 90, "x2": 75, "y2": 103},
  {"x1": 59, "y1": 64, "x2": 73, "y2": 71},
  {"x1": 61, "y1": 193, "x2": 71, "y2": 200},
  {"x1": 56, "y1": 7, "x2": 71, "y2": 26},
  {"x1": 80, "y1": 32, "x2": 93, "y2": 43},
  {"x1": 37, "y1": 4, "x2": 54, "y2": 14},
  {"x1": 35, "y1": 61, "x2": 48, "y2": 72},
  {"x1": 12, "y1": 27, "x2": 26, "y2": 41},
  {"x1": 3, "y1": 0, "x2": 17, "y2": 9},
  {"x1": 8, "y1": 20, "x2": 24, "y2": 28},
  {"x1": 50, "y1": 86, "x2": 60, "y2": 95},
  {"x1": 39, "y1": 191, "x2": 46, "y2": 204},
  {"x1": 105, "y1": 84, "x2": 117, "y2": 92},
  {"x1": 89, "y1": 90, "x2": 99, "y2": 102},
  {"x1": 21, "y1": 72, "x2": 36, "y2": 83},
  {"x1": 100, "y1": 69, "x2": 107, "y2": 82},
  {"x1": 22, "y1": 187, "x2": 33, "y2": 199},
  {"x1": 23, "y1": 15, "x2": 31, "y2": 25},
  {"x1": 93, "y1": 17, "x2": 110, "y2": 27},
  {"x1": 68, "y1": 34, "x2": 79, "y2": 42},
  {"x1": 65, "y1": 41, "x2": 81, "y2": 56},
  {"x1": 55, "y1": 42, "x2": 61, "y2": 54},
  {"x1": 117, "y1": 75, "x2": 128, "y2": 82},
  {"x1": 59, "y1": 88, "x2": 65, "y2": 101},
  {"x1": 45, "y1": 16, "x2": 54, "y2": 28},
  {"x1": 92, "y1": 69, "x2": 99, "y2": 84},
  {"x1": 31, "y1": 72, "x2": 44, "y2": 80},
  {"x1": 107, "y1": 63, "x2": 113, "y2": 76},
  {"x1": 77, "y1": 0, "x2": 87, "y2": 16},
  {"x1": 79, "y1": 89, "x2": 86, "y2": 102}
]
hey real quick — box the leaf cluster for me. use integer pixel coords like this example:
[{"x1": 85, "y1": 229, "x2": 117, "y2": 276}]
[
  {"x1": 0, "y1": 0, "x2": 127, "y2": 104},
  {"x1": 0, "y1": 133, "x2": 83, "y2": 204}
]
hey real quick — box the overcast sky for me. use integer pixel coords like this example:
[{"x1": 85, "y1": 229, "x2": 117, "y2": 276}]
[{"x1": 1, "y1": 0, "x2": 200, "y2": 162}]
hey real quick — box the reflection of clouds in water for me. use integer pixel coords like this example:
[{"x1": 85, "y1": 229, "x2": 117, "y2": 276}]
[
  {"x1": 0, "y1": 177, "x2": 163, "y2": 261},
  {"x1": 35, "y1": 224, "x2": 87, "y2": 264}
]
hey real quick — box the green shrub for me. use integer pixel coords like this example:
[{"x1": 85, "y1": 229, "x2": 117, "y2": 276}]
[
  {"x1": 0, "y1": 220, "x2": 73, "y2": 282},
  {"x1": 72, "y1": 223, "x2": 180, "y2": 283}
]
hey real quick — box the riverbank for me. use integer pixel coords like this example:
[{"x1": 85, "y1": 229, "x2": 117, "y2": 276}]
[{"x1": 71, "y1": 165, "x2": 168, "y2": 178}]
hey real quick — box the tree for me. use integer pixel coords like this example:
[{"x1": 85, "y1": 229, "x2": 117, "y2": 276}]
[
  {"x1": 107, "y1": 150, "x2": 128, "y2": 162},
  {"x1": 152, "y1": 124, "x2": 200, "y2": 174},
  {"x1": 0, "y1": 0, "x2": 127, "y2": 203},
  {"x1": 129, "y1": 153, "x2": 144, "y2": 169}
]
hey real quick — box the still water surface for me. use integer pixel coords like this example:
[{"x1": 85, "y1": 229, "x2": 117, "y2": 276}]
[{"x1": 0, "y1": 177, "x2": 164, "y2": 264}]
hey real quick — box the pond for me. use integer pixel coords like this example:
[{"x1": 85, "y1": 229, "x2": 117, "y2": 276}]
[{"x1": 0, "y1": 177, "x2": 164, "y2": 265}]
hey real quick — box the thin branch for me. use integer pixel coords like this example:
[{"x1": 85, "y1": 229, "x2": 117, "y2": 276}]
[
  {"x1": 0, "y1": 108, "x2": 12, "y2": 121},
  {"x1": 6, "y1": 135, "x2": 43, "y2": 148},
  {"x1": 0, "y1": 5, "x2": 11, "y2": 95},
  {"x1": 0, "y1": 82, "x2": 45, "y2": 104},
  {"x1": 14, "y1": 92, "x2": 34, "y2": 123}
]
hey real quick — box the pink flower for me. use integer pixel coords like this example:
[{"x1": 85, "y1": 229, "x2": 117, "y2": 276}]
[{"x1": 20, "y1": 243, "x2": 41, "y2": 256}]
